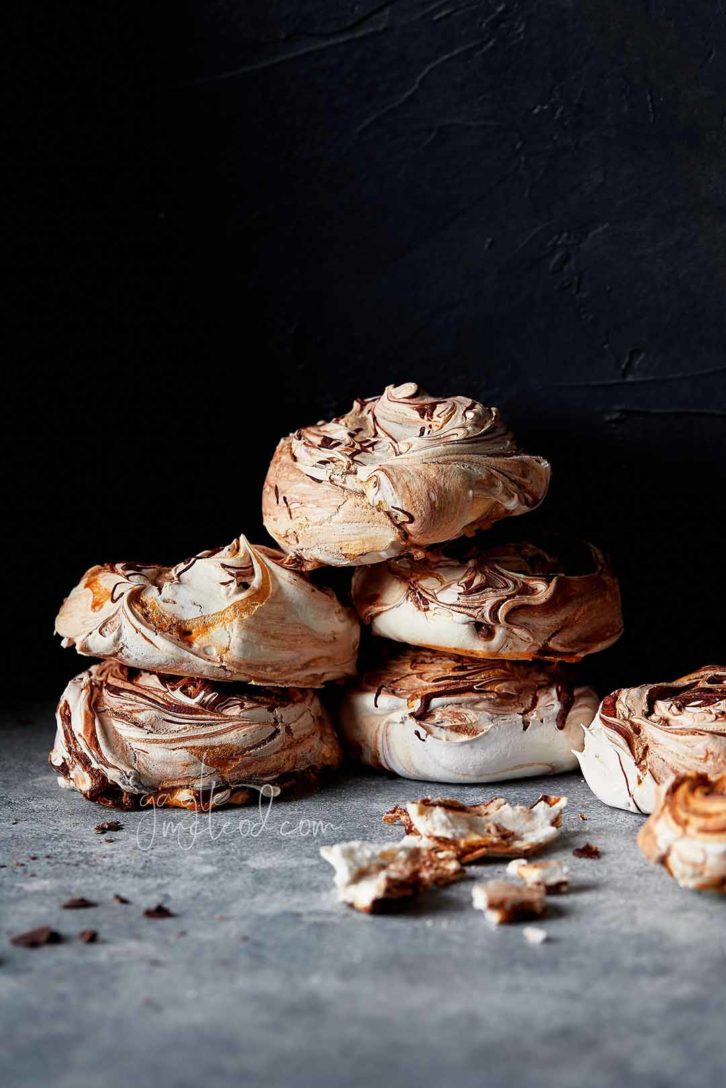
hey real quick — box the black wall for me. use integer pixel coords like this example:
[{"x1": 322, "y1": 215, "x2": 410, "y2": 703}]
[{"x1": 7, "y1": 1, "x2": 726, "y2": 703}]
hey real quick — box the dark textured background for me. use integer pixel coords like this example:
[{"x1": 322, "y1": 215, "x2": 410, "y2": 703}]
[{"x1": 6, "y1": 1, "x2": 726, "y2": 702}]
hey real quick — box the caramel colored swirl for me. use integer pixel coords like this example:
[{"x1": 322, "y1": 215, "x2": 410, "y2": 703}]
[
  {"x1": 55, "y1": 536, "x2": 359, "y2": 687},
  {"x1": 263, "y1": 382, "x2": 550, "y2": 567},
  {"x1": 638, "y1": 773, "x2": 726, "y2": 891},
  {"x1": 339, "y1": 647, "x2": 598, "y2": 784},
  {"x1": 352, "y1": 540, "x2": 622, "y2": 662},
  {"x1": 49, "y1": 662, "x2": 342, "y2": 810},
  {"x1": 577, "y1": 666, "x2": 726, "y2": 813}
]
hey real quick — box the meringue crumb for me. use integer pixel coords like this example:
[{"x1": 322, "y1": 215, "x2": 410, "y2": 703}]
[{"x1": 523, "y1": 926, "x2": 548, "y2": 945}]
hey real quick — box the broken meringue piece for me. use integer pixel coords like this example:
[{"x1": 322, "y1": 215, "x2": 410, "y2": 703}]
[
  {"x1": 383, "y1": 794, "x2": 567, "y2": 861},
  {"x1": 506, "y1": 857, "x2": 570, "y2": 892},
  {"x1": 352, "y1": 540, "x2": 622, "y2": 661},
  {"x1": 577, "y1": 666, "x2": 726, "y2": 813},
  {"x1": 472, "y1": 879, "x2": 547, "y2": 925},
  {"x1": 50, "y1": 662, "x2": 341, "y2": 810},
  {"x1": 638, "y1": 772, "x2": 726, "y2": 892},
  {"x1": 55, "y1": 535, "x2": 359, "y2": 687},
  {"x1": 522, "y1": 925, "x2": 549, "y2": 944},
  {"x1": 263, "y1": 383, "x2": 550, "y2": 567},
  {"x1": 320, "y1": 840, "x2": 463, "y2": 912},
  {"x1": 340, "y1": 648, "x2": 597, "y2": 783}
]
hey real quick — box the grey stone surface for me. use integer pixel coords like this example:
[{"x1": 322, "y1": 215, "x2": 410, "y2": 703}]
[{"x1": 2, "y1": 707, "x2": 725, "y2": 1088}]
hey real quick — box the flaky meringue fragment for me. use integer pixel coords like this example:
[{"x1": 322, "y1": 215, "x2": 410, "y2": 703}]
[
  {"x1": 339, "y1": 648, "x2": 598, "y2": 783},
  {"x1": 320, "y1": 840, "x2": 463, "y2": 912},
  {"x1": 576, "y1": 667, "x2": 726, "y2": 814},
  {"x1": 352, "y1": 540, "x2": 623, "y2": 662},
  {"x1": 472, "y1": 880, "x2": 547, "y2": 925},
  {"x1": 262, "y1": 382, "x2": 551, "y2": 567},
  {"x1": 50, "y1": 662, "x2": 342, "y2": 810},
  {"x1": 383, "y1": 795, "x2": 567, "y2": 861},
  {"x1": 55, "y1": 535, "x2": 359, "y2": 687},
  {"x1": 638, "y1": 773, "x2": 726, "y2": 892},
  {"x1": 506, "y1": 858, "x2": 569, "y2": 892}
]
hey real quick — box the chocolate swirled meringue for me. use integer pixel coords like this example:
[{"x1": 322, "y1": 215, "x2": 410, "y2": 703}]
[
  {"x1": 55, "y1": 535, "x2": 359, "y2": 687},
  {"x1": 50, "y1": 662, "x2": 342, "y2": 809},
  {"x1": 262, "y1": 383, "x2": 550, "y2": 567},
  {"x1": 339, "y1": 648, "x2": 598, "y2": 783},
  {"x1": 576, "y1": 667, "x2": 726, "y2": 813},
  {"x1": 352, "y1": 540, "x2": 623, "y2": 662},
  {"x1": 638, "y1": 773, "x2": 726, "y2": 891}
]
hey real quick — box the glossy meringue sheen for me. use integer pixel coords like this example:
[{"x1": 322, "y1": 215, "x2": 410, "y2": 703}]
[
  {"x1": 262, "y1": 382, "x2": 551, "y2": 567},
  {"x1": 577, "y1": 666, "x2": 726, "y2": 813},
  {"x1": 638, "y1": 772, "x2": 726, "y2": 891},
  {"x1": 55, "y1": 535, "x2": 359, "y2": 687},
  {"x1": 339, "y1": 648, "x2": 598, "y2": 783},
  {"x1": 50, "y1": 662, "x2": 342, "y2": 809},
  {"x1": 352, "y1": 540, "x2": 623, "y2": 662}
]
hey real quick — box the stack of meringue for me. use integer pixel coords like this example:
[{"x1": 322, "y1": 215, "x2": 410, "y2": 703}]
[{"x1": 263, "y1": 382, "x2": 623, "y2": 785}]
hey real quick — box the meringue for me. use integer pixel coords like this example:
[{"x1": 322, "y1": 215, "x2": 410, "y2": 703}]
[
  {"x1": 352, "y1": 540, "x2": 623, "y2": 662},
  {"x1": 339, "y1": 648, "x2": 598, "y2": 783},
  {"x1": 55, "y1": 535, "x2": 359, "y2": 687},
  {"x1": 638, "y1": 773, "x2": 726, "y2": 891},
  {"x1": 263, "y1": 382, "x2": 550, "y2": 567},
  {"x1": 576, "y1": 666, "x2": 726, "y2": 813},
  {"x1": 472, "y1": 879, "x2": 547, "y2": 924},
  {"x1": 50, "y1": 662, "x2": 342, "y2": 809},
  {"x1": 383, "y1": 794, "x2": 567, "y2": 861},
  {"x1": 319, "y1": 840, "x2": 463, "y2": 912},
  {"x1": 506, "y1": 857, "x2": 570, "y2": 892}
]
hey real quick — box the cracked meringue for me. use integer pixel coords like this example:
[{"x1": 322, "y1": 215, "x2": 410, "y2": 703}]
[
  {"x1": 506, "y1": 857, "x2": 569, "y2": 892},
  {"x1": 638, "y1": 773, "x2": 726, "y2": 891},
  {"x1": 576, "y1": 666, "x2": 726, "y2": 813},
  {"x1": 50, "y1": 661, "x2": 342, "y2": 809},
  {"x1": 320, "y1": 840, "x2": 463, "y2": 912},
  {"x1": 383, "y1": 794, "x2": 567, "y2": 860},
  {"x1": 472, "y1": 879, "x2": 547, "y2": 924},
  {"x1": 55, "y1": 535, "x2": 359, "y2": 687},
  {"x1": 339, "y1": 648, "x2": 598, "y2": 783},
  {"x1": 263, "y1": 382, "x2": 550, "y2": 567},
  {"x1": 352, "y1": 540, "x2": 623, "y2": 662}
]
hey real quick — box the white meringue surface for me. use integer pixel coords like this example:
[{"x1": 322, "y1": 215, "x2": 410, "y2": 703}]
[
  {"x1": 55, "y1": 535, "x2": 359, "y2": 687},
  {"x1": 352, "y1": 540, "x2": 623, "y2": 662},
  {"x1": 50, "y1": 661, "x2": 341, "y2": 809},
  {"x1": 577, "y1": 666, "x2": 726, "y2": 813},
  {"x1": 638, "y1": 773, "x2": 726, "y2": 891},
  {"x1": 339, "y1": 648, "x2": 598, "y2": 783},
  {"x1": 263, "y1": 382, "x2": 550, "y2": 567}
]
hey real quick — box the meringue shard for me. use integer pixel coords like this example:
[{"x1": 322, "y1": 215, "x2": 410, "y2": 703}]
[
  {"x1": 320, "y1": 840, "x2": 463, "y2": 912},
  {"x1": 50, "y1": 662, "x2": 342, "y2": 810},
  {"x1": 638, "y1": 773, "x2": 726, "y2": 891},
  {"x1": 55, "y1": 535, "x2": 359, "y2": 687},
  {"x1": 471, "y1": 880, "x2": 547, "y2": 924},
  {"x1": 352, "y1": 540, "x2": 623, "y2": 662},
  {"x1": 383, "y1": 794, "x2": 567, "y2": 861},
  {"x1": 263, "y1": 382, "x2": 550, "y2": 567},
  {"x1": 576, "y1": 666, "x2": 726, "y2": 813},
  {"x1": 339, "y1": 648, "x2": 598, "y2": 783}
]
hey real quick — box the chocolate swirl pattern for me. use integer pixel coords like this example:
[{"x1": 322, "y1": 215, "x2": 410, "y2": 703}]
[
  {"x1": 55, "y1": 536, "x2": 359, "y2": 687},
  {"x1": 352, "y1": 540, "x2": 623, "y2": 662},
  {"x1": 577, "y1": 667, "x2": 726, "y2": 813},
  {"x1": 339, "y1": 648, "x2": 598, "y2": 783},
  {"x1": 638, "y1": 773, "x2": 726, "y2": 891},
  {"x1": 263, "y1": 382, "x2": 550, "y2": 567},
  {"x1": 50, "y1": 662, "x2": 342, "y2": 809}
]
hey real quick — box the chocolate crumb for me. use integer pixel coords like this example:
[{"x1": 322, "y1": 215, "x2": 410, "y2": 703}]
[
  {"x1": 104, "y1": 838, "x2": 115, "y2": 843},
  {"x1": 578, "y1": 813, "x2": 588, "y2": 821},
  {"x1": 113, "y1": 894, "x2": 130, "y2": 904},
  {"x1": 62, "y1": 897, "x2": 97, "y2": 910},
  {"x1": 11, "y1": 926, "x2": 63, "y2": 948},
  {"x1": 573, "y1": 843, "x2": 601, "y2": 859},
  {"x1": 144, "y1": 903, "x2": 175, "y2": 919},
  {"x1": 95, "y1": 820, "x2": 123, "y2": 834},
  {"x1": 78, "y1": 929, "x2": 98, "y2": 943}
]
